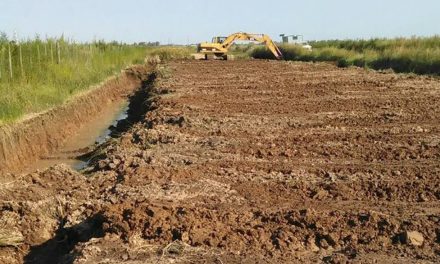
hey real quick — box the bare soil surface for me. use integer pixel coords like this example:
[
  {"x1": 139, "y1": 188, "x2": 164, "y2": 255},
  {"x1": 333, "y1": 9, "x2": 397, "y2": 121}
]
[{"x1": 1, "y1": 60, "x2": 439, "y2": 263}]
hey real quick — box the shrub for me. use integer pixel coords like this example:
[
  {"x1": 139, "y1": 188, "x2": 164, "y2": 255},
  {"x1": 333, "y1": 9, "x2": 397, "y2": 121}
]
[
  {"x1": 249, "y1": 37, "x2": 440, "y2": 76},
  {"x1": 149, "y1": 46, "x2": 195, "y2": 61}
]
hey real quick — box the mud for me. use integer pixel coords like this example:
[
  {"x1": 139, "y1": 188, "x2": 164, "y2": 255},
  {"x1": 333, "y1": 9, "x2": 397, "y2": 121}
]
[
  {"x1": 26, "y1": 100, "x2": 129, "y2": 173},
  {"x1": 1, "y1": 60, "x2": 440, "y2": 263}
]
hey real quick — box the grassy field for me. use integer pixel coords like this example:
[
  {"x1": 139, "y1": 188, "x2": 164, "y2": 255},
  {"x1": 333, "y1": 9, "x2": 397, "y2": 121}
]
[
  {"x1": 250, "y1": 36, "x2": 440, "y2": 75},
  {"x1": 0, "y1": 34, "x2": 193, "y2": 124}
]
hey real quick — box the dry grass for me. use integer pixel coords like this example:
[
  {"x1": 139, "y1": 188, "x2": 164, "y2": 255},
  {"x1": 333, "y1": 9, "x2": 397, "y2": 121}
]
[
  {"x1": 0, "y1": 232, "x2": 24, "y2": 247},
  {"x1": 0, "y1": 213, "x2": 24, "y2": 247},
  {"x1": 148, "y1": 46, "x2": 195, "y2": 61},
  {"x1": 51, "y1": 196, "x2": 67, "y2": 221},
  {"x1": 156, "y1": 65, "x2": 173, "y2": 79},
  {"x1": 161, "y1": 240, "x2": 187, "y2": 257},
  {"x1": 74, "y1": 233, "x2": 226, "y2": 263},
  {"x1": 155, "y1": 241, "x2": 224, "y2": 263}
]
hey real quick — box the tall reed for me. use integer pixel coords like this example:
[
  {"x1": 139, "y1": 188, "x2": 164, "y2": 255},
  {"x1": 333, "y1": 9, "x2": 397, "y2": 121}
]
[
  {"x1": 249, "y1": 36, "x2": 440, "y2": 76},
  {"x1": 0, "y1": 36, "x2": 149, "y2": 123}
]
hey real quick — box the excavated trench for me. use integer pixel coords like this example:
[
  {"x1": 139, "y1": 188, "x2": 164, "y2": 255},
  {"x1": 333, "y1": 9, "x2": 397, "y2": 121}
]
[
  {"x1": 0, "y1": 65, "x2": 154, "y2": 177},
  {"x1": 22, "y1": 73, "x2": 158, "y2": 264},
  {"x1": 22, "y1": 100, "x2": 130, "y2": 173}
]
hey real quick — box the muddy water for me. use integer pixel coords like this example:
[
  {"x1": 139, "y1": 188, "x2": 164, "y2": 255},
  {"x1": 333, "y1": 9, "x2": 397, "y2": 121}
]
[{"x1": 22, "y1": 100, "x2": 129, "y2": 173}]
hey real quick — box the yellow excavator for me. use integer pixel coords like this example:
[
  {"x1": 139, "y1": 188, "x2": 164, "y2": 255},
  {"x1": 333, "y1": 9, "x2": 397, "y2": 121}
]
[{"x1": 197, "y1": 32, "x2": 283, "y2": 60}]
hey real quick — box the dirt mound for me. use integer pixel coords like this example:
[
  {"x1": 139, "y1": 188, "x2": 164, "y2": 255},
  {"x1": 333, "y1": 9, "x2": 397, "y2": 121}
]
[
  {"x1": 1, "y1": 60, "x2": 439, "y2": 263},
  {"x1": 0, "y1": 165, "x2": 89, "y2": 263}
]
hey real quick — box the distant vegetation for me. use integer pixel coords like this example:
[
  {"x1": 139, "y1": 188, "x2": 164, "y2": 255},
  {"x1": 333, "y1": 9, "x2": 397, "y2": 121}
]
[
  {"x1": 250, "y1": 36, "x2": 440, "y2": 75},
  {"x1": 148, "y1": 46, "x2": 194, "y2": 60},
  {"x1": 0, "y1": 32, "x2": 193, "y2": 124},
  {"x1": 0, "y1": 34, "x2": 146, "y2": 123},
  {"x1": 5, "y1": 33, "x2": 438, "y2": 123}
]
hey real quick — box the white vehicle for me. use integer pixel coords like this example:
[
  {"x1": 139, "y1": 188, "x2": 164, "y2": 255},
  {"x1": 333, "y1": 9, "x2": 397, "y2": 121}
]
[
  {"x1": 302, "y1": 44, "x2": 312, "y2": 51},
  {"x1": 280, "y1": 34, "x2": 312, "y2": 50}
]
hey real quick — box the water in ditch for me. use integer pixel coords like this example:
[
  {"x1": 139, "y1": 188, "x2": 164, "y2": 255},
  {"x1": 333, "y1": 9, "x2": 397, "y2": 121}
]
[{"x1": 23, "y1": 100, "x2": 129, "y2": 173}]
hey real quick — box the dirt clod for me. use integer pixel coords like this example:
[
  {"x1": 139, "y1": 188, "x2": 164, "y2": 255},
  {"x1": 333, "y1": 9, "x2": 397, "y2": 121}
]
[{"x1": 402, "y1": 231, "x2": 425, "y2": 246}]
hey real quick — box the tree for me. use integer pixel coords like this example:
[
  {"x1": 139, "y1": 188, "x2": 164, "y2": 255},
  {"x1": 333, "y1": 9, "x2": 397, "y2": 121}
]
[{"x1": 0, "y1": 31, "x2": 8, "y2": 43}]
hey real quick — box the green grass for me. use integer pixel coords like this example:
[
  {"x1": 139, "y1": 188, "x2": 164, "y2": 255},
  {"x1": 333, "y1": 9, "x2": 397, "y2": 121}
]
[
  {"x1": 249, "y1": 36, "x2": 440, "y2": 75},
  {"x1": 148, "y1": 46, "x2": 195, "y2": 60},
  {"x1": 0, "y1": 35, "x2": 194, "y2": 124}
]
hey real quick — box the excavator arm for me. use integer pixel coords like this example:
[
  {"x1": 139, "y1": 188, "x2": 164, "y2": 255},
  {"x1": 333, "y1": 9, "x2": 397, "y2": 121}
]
[
  {"x1": 221, "y1": 33, "x2": 283, "y2": 60},
  {"x1": 197, "y1": 32, "x2": 283, "y2": 60}
]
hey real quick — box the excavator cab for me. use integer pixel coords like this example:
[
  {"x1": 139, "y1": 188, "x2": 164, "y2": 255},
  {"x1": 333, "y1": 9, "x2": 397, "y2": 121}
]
[{"x1": 212, "y1": 36, "x2": 227, "y2": 44}]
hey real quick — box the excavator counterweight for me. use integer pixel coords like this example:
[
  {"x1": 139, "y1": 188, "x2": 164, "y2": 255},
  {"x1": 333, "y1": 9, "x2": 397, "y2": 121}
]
[{"x1": 197, "y1": 32, "x2": 283, "y2": 60}]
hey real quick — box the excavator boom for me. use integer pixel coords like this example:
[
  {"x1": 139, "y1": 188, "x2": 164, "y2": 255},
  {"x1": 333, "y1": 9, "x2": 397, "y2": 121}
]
[{"x1": 197, "y1": 32, "x2": 283, "y2": 60}]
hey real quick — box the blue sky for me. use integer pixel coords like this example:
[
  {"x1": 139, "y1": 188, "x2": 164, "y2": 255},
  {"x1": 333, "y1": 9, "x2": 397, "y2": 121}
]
[{"x1": 1, "y1": 0, "x2": 438, "y2": 44}]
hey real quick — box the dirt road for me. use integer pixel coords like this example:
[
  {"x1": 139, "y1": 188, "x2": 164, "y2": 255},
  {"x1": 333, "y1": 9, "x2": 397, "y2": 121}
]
[{"x1": 1, "y1": 60, "x2": 439, "y2": 263}]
